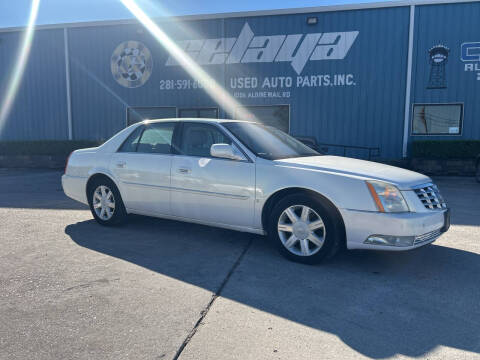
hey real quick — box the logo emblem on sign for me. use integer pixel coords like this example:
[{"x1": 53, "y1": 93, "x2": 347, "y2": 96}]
[
  {"x1": 461, "y1": 42, "x2": 480, "y2": 62},
  {"x1": 461, "y1": 42, "x2": 480, "y2": 81},
  {"x1": 165, "y1": 22, "x2": 358, "y2": 75},
  {"x1": 427, "y1": 44, "x2": 449, "y2": 89},
  {"x1": 111, "y1": 41, "x2": 153, "y2": 88}
]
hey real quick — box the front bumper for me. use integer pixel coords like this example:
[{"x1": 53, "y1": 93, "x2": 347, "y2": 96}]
[{"x1": 340, "y1": 208, "x2": 449, "y2": 251}]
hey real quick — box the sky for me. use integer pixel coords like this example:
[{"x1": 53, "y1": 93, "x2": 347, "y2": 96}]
[{"x1": 1, "y1": 0, "x2": 397, "y2": 28}]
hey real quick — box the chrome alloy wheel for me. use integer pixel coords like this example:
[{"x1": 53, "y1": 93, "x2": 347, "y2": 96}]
[
  {"x1": 277, "y1": 205, "x2": 326, "y2": 256},
  {"x1": 92, "y1": 185, "x2": 115, "y2": 221}
]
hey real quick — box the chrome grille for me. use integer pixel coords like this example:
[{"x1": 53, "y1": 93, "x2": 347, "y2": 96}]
[
  {"x1": 414, "y1": 184, "x2": 447, "y2": 210},
  {"x1": 414, "y1": 229, "x2": 442, "y2": 245}
]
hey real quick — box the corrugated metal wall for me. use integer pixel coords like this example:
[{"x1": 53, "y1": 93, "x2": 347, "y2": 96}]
[
  {"x1": 1, "y1": 1, "x2": 479, "y2": 160},
  {"x1": 68, "y1": 19, "x2": 226, "y2": 140},
  {"x1": 223, "y1": 7, "x2": 410, "y2": 159},
  {"x1": 65, "y1": 6, "x2": 410, "y2": 158},
  {"x1": 0, "y1": 29, "x2": 68, "y2": 140},
  {"x1": 410, "y1": 1, "x2": 480, "y2": 142}
]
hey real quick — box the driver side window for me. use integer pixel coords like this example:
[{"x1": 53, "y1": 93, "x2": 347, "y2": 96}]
[{"x1": 180, "y1": 123, "x2": 231, "y2": 157}]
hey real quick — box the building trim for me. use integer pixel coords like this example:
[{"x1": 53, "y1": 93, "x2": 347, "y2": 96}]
[
  {"x1": 63, "y1": 27, "x2": 73, "y2": 140},
  {"x1": 402, "y1": 5, "x2": 415, "y2": 158},
  {"x1": 0, "y1": 0, "x2": 478, "y2": 33}
]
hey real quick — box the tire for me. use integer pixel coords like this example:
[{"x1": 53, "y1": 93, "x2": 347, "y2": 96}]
[
  {"x1": 267, "y1": 193, "x2": 344, "y2": 264},
  {"x1": 87, "y1": 177, "x2": 127, "y2": 226}
]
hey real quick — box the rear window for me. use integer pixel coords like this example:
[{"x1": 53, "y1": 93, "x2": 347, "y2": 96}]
[{"x1": 118, "y1": 126, "x2": 143, "y2": 152}]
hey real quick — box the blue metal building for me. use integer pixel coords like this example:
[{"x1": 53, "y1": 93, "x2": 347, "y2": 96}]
[{"x1": 0, "y1": 0, "x2": 479, "y2": 160}]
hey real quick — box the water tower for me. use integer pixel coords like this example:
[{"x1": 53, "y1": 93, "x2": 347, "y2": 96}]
[{"x1": 427, "y1": 44, "x2": 449, "y2": 89}]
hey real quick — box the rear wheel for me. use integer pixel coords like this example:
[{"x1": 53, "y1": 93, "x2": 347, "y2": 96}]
[
  {"x1": 87, "y1": 177, "x2": 127, "y2": 226},
  {"x1": 268, "y1": 193, "x2": 344, "y2": 264}
]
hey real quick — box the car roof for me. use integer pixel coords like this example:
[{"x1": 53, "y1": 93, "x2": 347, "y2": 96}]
[{"x1": 142, "y1": 118, "x2": 256, "y2": 125}]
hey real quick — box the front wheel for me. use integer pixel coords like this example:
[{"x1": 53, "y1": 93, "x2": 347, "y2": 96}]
[
  {"x1": 268, "y1": 194, "x2": 344, "y2": 264},
  {"x1": 87, "y1": 177, "x2": 127, "y2": 226}
]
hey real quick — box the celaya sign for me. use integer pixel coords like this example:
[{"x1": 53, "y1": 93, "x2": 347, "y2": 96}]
[{"x1": 165, "y1": 22, "x2": 359, "y2": 75}]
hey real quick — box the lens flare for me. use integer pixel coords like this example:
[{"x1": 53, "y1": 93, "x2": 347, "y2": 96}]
[
  {"x1": 0, "y1": 0, "x2": 41, "y2": 134},
  {"x1": 72, "y1": 58, "x2": 131, "y2": 110},
  {"x1": 70, "y1": 57, "x2": 144, "y2": 130},
  {"x1": 120, "y1": 0, "x2": 252, "y2": 120}
]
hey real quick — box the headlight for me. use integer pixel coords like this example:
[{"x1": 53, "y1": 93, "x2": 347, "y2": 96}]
[{"x1": 366, "y1": 180, "x2": 409, "y2": 213}]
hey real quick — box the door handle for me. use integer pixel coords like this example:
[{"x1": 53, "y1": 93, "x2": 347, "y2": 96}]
[
  {"x1": 177, "y1": 167, "x2": 191, "y2": 174},
  {"x1": 116, "y1": 161, "x2": 126, "y2": 168}
]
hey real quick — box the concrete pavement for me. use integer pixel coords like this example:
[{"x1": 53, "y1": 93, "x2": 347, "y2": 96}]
[{"x1": 0, "y1": 169, "x2": 479, "y2": 359}]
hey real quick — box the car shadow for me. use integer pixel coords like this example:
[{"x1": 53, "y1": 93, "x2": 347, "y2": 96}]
[{"x1": 65, "y1": 215, "x2": 480, "y2": 359}]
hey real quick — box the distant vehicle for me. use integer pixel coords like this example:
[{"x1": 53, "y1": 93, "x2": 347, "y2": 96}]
[
  {"x1": 476, "y1": 154, "x2": 480, "y2": 183},
  {"x1": 62, "y1": 119, "x2": 450, "y2": 264}
]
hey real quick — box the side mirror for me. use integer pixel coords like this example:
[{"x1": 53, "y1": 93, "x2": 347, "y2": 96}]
[{"x1": 210, "y1": 143, "x2": 246, "y2": 161}]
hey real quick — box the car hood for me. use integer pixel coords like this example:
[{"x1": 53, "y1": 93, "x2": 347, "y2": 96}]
[{"x1": 275, "y1": 156, "x2": 431, "y2": 190}]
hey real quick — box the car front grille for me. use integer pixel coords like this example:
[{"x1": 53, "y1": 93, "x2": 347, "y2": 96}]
[
  {"x1": 414, "y1": 184, "x2": 447, "y2": 210},
  {"x1": 414, "y1": 228, "x2": 442, "y2": 245}
]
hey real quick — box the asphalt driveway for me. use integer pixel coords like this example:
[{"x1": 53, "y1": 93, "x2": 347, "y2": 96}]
[{"x1": 0, "y1": 169, "x2": 479, "y2": 359}]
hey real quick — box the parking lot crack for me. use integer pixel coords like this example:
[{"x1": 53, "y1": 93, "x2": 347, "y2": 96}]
[
  {"x1": 63, "y1": 277, "x2": 120, "y2": 292},
  {"x1": 172, "y1": 238, "x2": 253, "y2": 360}
]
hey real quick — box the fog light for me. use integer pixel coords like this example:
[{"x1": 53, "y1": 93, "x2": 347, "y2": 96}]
[{"x1": 364, "y1": 235, "x2": 414, "y2": 247}]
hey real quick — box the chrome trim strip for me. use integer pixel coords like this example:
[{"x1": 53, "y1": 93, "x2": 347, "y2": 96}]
[
  {"x1": 410, "y1": 182, "x2": 435, "y2": 190},
  {"x1": 121, "y1": 181, "x2": 170, "y2": 191},
  {"x1": 121, "y1": 181, "x2": 250, "y2": 200},
  {"x1": 170, "y1": 186, "x2": 250, "y2": 200},
  {"x1": 414, "y1": 228, "x2": 442, "y2": 245}
]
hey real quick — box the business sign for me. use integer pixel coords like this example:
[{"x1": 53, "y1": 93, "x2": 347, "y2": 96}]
[
  {"x1": 461, "y1": 42, "x2": 480, "y2": 81},
  {"x1": 161, "y1": 22, "x2": 358, "y2": 97},
  {"x1": 165, "y1": 22, "x2": 358, "y2": 75}
]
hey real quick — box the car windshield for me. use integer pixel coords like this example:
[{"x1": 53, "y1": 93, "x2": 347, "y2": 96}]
[{"x1": 223, "y1": 122, "x2": 320, "y2": 160}]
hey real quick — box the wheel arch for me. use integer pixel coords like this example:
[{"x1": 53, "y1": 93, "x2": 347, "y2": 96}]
[
  {"x1": 261, "y1": 187, "x2": 346, "y2": 240},
  {"x1": 85, "y1": 172, "x2": 120, "y2": 199}
]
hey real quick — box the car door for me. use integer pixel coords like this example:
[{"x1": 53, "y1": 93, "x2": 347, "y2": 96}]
[
  {"x1": 170, "y1": 122, "x2": 256, "y2": 228},
  {"x1": 110, "y1": 122, "x2": 177, "y2": 215}
]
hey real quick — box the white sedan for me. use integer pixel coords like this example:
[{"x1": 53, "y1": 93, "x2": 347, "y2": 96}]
[{"x1": 62, "y1": 119, "x2": 450, "y2": 264}]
